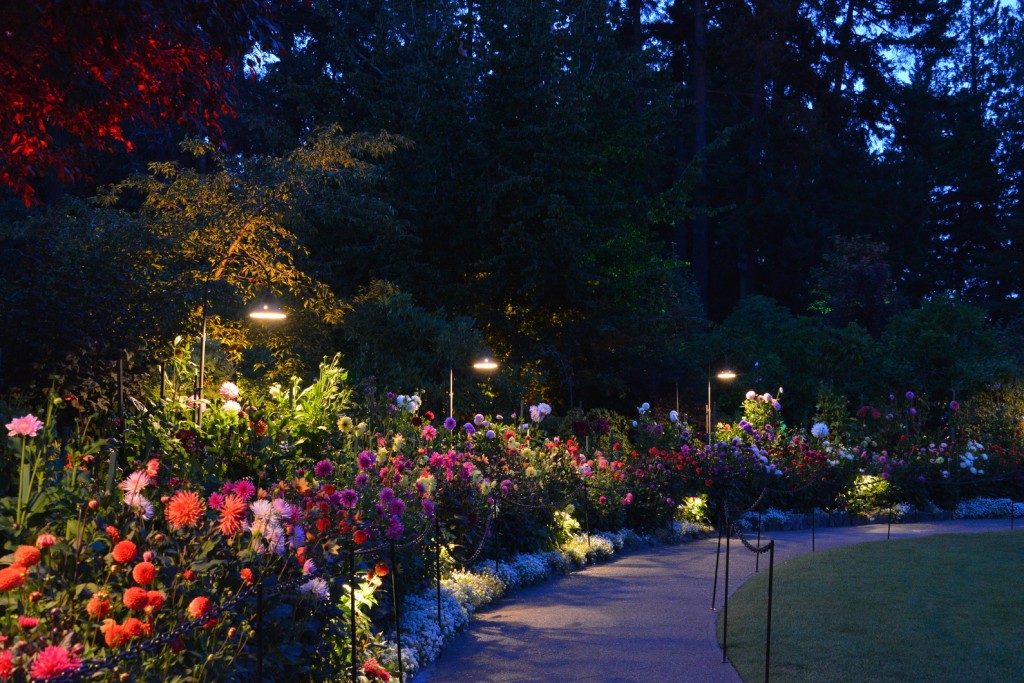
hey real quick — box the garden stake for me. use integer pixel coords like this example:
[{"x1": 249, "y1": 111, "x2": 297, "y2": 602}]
[
  {"x1": 349, "y1": 548, "x2": 357, "y2": 683},
  {"x1": 390, "y1": 540, "x2": 404, "y2": 682},
  {"x1": 722, "y1": 523, "x2": 731, "y2": 664},
  {"x1": 256, "y1": 581, "x2": 264, "y2": 682},
  {"x1": 755, "y1": 511, "x2": 762, "y2": 573},
  {"x1": 887, "y1": 502, "x2": 894, "y2": 540},
  {"x1": 434, "y1": 511, "x2": 442, "y2": 630},
  {"x1": 711, "y1": 511, "x2": 723, "y2": 611},
  {"x1": 765, "y1": 541, "x2": 775, "y2": 683}
]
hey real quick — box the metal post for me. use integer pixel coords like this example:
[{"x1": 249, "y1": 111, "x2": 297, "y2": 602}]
[
  {"x1": 765, "y1": 541, "x2": 775, "y2": 683},
  {"x1": 582, "y1": 477, "x2": 591, "y2": 547},
  {"x1": 434, "y1": 512, "x2": 442, "y2": 630},
  {"x1": 722, "y1": 522, "x2": 731, "y2": 664},
  {"x1": 349, "y1": 549, "x2": 357, "y2": 683},
  {"x1": 159, "y1": 361, "x2": 166, "y2": 401},
  {"x1": 449, "y1": 367, "x2": 454, "y2": 420},
  {"x1": 390, "y1": 541, "x2": 404, "y2": 682},
  {"x1": 256, "y1": 581, "x2": 264, "y2": 682},
  {"x1": 887, "y1": 501, "x2": 894, "y2": 540},
  {"x1": 196, "y1": 316, "x2": 208, "y2": 425},
  {"x1": 711, "y1": 512, "x2": 723, "y2": 611}
]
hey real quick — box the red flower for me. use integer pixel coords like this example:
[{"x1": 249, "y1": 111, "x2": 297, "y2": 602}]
[
  {"x1": 0, "y1": 565, "x2": 26, "y2": 591},
  {"x1": 112, "y1": 540, "x2": 136, "y2": 564},
  {"x1": 362, "y1": 658, "x2": 392, "y2": 681},
  {"x1": 86, "y1": 593, "x2": 111, "y2": 619},
  {"x1": 353, "y1": 529, "x2": 368, "y2": 545},
  {"x1": 106, "y1": 526, "x2": 121, "y2": 542},
  {"x1": 240, "y1": 568, "x2": 254, "y2": 585},
  {"x1": 132, "y1": 561, "x2": 156, "y2": 586},
  {"x1": 13, "y1": 545, "x2": 39, "y2": 567},
  {"x1": 187, "y1": 596, "x2": 212, "y2": 619},
  {"x1": 101, "y1": 619, "x2": 126, "y2": 648},
  {"x1": 165, "y1": 490, "x2": 207, "y2": 529},
  {"x1": 123, "y1": 587, "x2": 149, "y2": 611},
  {"x1": 145, "y1": 590, "x2": 165, "y2": 614},
  {"x1": 122, "y1": 617, "x2": 145, "y2": 638}
]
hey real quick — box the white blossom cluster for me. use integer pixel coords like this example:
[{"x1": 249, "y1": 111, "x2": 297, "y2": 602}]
[
  {"x1": 953, "y1": 497, "x2": 1024, "y2": 519},
  {"x1": 959, "y1": 440, "x2": 989, "y2": 474}
]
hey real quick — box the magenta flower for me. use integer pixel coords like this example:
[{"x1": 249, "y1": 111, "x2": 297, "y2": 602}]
[
  {"x1": 622, "y1": 493, "x2": 633, "y2": 506},
  {"x1": 421, "y1": 499, "x2": 435, "y2": 517},
  {"x1": 950, "y1": 400, "x2": 960, "y2": 411},
  {"x1": 421, "y1": 425, "x2": 437, "y2": 440},
  {"x1": 339, "y1": 489, "x2": 359, "y2": 508},
  {"x1": 314, "y1": 459, "x2": 335, "y2": 478},
  {"x1": 379, "y1": 487, "x2": 396, "y2": 505},
  {"x1": 29, "y1": 645, "x2": 81, "y2": 679},
  {"x1": 233, "y1": 479, "x2": 256, "y2": 501},
  {"x1": 390, "y1": 499, "x2": 406, "y2": 516},
  {"x1": 6, "y1": 413, "x2": 44, "y2": 438},
  {"x1": 385, "y1": 515, "x2": 404, "y2": 540}
]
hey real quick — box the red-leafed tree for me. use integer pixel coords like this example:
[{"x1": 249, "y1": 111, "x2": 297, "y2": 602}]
[{"x1": 0, "y1": 0, "x2": 279, "y2": 204}]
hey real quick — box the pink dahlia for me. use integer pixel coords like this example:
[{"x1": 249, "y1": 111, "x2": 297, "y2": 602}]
[
  {"x1": 6, "y1": 414, "x2": 43, "y2": 438},
  {"x1": 29, "y1": 645, "x2": 81, "y2": 679}
]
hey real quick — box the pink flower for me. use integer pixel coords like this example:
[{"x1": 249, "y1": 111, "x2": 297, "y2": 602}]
[
  {"x1": 219, "y1": 381, "x2": 240, "y2": 400},
  {"x1": 19, "y1": 615, "x2": 39, "y2": 630},
  {"x1": 35, "y1": 533, "x2": 57, "y2": 549},
  {"x1": 6, "y1": 414, "x2": 44, "y2": 438},
  {"x1": 29, "y1": 645, "x2": 81, "y2": 679}
]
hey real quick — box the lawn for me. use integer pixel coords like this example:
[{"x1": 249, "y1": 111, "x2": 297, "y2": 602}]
[{"x1": 720, "y1": 531, "x2": 1024, "y2": 683}]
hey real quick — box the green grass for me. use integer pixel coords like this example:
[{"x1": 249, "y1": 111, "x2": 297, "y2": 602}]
[{"x1": 720, "y1": 532, "x2": 1024, "y2": 683}]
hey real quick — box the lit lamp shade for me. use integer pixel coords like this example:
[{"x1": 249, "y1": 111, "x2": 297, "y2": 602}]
[
  {"x1": 716, "y1": 370, "x2": 737, "y2": 380},
  {"x1": 249, "y1": 301, "x2": 287, "y2": 321},
  {"x1": 473, "y1": 357, "x2": 499, "y2": 371}
]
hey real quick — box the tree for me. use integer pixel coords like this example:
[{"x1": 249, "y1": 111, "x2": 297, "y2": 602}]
[{"x1": 0, "y1": 0, "x2": 280, "y2": 204}]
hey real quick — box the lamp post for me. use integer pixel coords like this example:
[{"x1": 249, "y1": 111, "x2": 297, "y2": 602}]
[
  {"x1": 449, "y1": 355, "x2": 499, "y2": 419},
  {"x1": 707, "y1": 368, "x2": 737, "y2": 445},
  {"x1": 194, "y1": 252, "x2": 287, "y2": 425}
]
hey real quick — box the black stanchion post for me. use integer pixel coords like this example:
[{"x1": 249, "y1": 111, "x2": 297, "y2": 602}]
[
  {"x1": 887, "y1": 501, "x2": 894, "y2": 540},
  {"x1": 434, "y1": 510, "x2": 442, "y2": 630},
  {"x1": 390, "y1": 541, "x2": 404, "y2": 682},
  {"x1": 257, "y1": 581, "x2": 264, "y2": 682},
  {"x1": 711, "y1": 510, "x2": 723, "y2": 611},
  {"x1": 722, "y1": 523, "x2": 731, "y2": 664},
  {"x1": 765, "y1": 541, "x2": 775, "y2": 683},
  {"x1": 349, "y1": 549, "x2": 357, "y2": 683},
  {"x1": 492, "y1": 498, "x2": 500, "y2": 559}
]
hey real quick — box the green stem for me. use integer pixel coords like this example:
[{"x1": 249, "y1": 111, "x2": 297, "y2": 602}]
[{"x1": 16, "y1": 438, "x2": 27, "y2": 526}]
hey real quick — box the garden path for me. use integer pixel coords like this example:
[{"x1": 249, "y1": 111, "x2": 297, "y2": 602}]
[{"x1": 411, "y1": 518, "x2": 1014, "y2": 682}]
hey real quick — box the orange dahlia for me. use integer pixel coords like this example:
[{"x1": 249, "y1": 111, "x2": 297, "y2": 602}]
[
  {"x1": 122, "y1": 617, "x2": 145, "y2": 638},
  {"x1": 86, "y1": 594, "x2": 111, "y2": 620},
  {"x1": 112, "y1": 540, "x2": 137, "y2": 564},
  {"x1": 14, "y1": 545, "x2": 41, "y2": 567},
  {"x1": 0, "y1": 565, "x2": 25, "y2": 591},
  {"x1": 123, "y1": 587, "x2": 149, "y2": 611},
  {"x1": 131, "y1": 561, "x2": 156, "y2": 586},
  {"x1": 145, "y1": 590, "x2": 165, "y2": 614},
  {"x1": 187, "y1": 596, "x2": 212, "y2": 619},
  {"x1": 240, "y1": 568, "x2": 254, "y2": 585},
  {"x1": 217, "y1": 494, "x2": 247, "y2": 536},
  {"x1": 100, "y1": 619, "x2": 126, "y2": 648},
  {"x1": 165, "y1": 490, "x2": 206, "y2": 529}
]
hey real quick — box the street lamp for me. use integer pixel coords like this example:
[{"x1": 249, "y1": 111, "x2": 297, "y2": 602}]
[
  {"x1": 194, "y1": 252, "x2": 287, "y2": 425},
  {"x1": 449, "y1": 355, "x2": 500, "y2": 419},
  {"x1": 707, "y1": 368, "x2": 737, "y2": 445}
]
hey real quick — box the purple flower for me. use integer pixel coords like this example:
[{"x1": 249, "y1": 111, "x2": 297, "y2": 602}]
[
  {"x1": 385, "y1": 515, "x2": 404, "y2": 540},
  {"x1": 390, "y1": 498, "x2": 406, "y2": 516},
  {"x1": 474, "y1": 414, "x2": 486, "y2": 426},
  {"x1": 340, "y1": 489, "x2": 359, "y2": 508},
  {"x1": 314, "y1": 459, "x2": 335, "y2": 478},
  {"x1": 500, "y1": 479, "x2": 512, "y2": 496},
  {"x1": 444, "y1": 417, "x2": 457, "y2": 431},
  {"x1": 909, "y1": 407, "x2": 917, "y2": 416},
  {"x1": 905, "y1": 391, "x2": 915, "y2": 399},
  {"x1": 950, "y1": 401, "x2": 960, "y2": 411},
  {"x1": 421, "y1": 499, "x2": 435, "y2": 517},
  {"x1": 463, "y1": 423, "x2": 476, "y2": 435},
  {"x1": 357, "y1": 451, "x2": 376, "y2": 470},
  {"x1": 354, "y1": 473, "x2": 370, "y2": 488},
  {"x1": 622, "y1": 493, "x2": 633, "y2": 506},
  {"x1": 486, "y1": 430, "x2": 496, "y2": 439},
  {"x1": 379, "y1": 487, "x2": 396, "y2": 505}
]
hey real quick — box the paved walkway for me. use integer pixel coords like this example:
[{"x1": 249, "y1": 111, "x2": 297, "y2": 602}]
[{"x1": 411, "y1": 518, "x2": 1016, "y2": 683}]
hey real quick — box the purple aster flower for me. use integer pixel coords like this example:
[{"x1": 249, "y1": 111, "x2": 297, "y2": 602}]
[
  {"x1": 314, "y1": 459, "x2": 335, "y2": 478},
  {"x1": 444, "y1": 417, "x2": 457, "y2": 431},
  {"x1": 340, "y1": 489, "x2": 359, "y2": 508}
]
